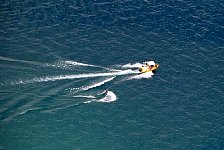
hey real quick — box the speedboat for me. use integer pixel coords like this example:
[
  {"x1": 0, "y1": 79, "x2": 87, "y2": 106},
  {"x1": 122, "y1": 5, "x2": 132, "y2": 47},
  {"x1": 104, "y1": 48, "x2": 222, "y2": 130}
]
[{"x1": 139, "y1": 61, "x2": 159, "y2": 73}]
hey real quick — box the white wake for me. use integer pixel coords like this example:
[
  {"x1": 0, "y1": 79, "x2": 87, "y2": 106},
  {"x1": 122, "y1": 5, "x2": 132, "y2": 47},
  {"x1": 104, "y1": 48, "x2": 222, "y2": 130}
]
[
  {"x1": 49, "y1": 60, "x2": 114, "y2": 71},
  {"x1": 131, "y1": 71, "x2": 154, "y2": 79},
  {"x1": 81, "y1": 77, "x2": 115, "y2": 91},
  {"x1": 73, "y1": 95, "x2": 96, "y2": 99},
  {"x1": 121, "y1": 63, "x2": 143, "y2": 68},
  {"x1": 16, "y1": 69, "x2": 137, "y2": 84},
  {"x1": 69, "y1": 77, "x2": 115, "y2": 93},
  {"x1": 64, "y1": 61, "x2": 97, "y2": 67}
]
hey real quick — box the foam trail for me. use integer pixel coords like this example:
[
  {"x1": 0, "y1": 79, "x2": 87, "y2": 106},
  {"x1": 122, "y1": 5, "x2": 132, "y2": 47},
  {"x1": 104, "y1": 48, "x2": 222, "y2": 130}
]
[
  {"x1": 81, "y1": 77, "x2": 115, "y2": 91},
  {"x1": 122, "y1": 63, "x2": 143, "y2": 68},
  {"x1": 64, "y1": 61, "x2": 118, "y2": 71},
  {"x1": 121, "y1": 61, "x2": 155, "y2": 69},
  {"x1": 69, "y1": 77, "x2": 115, "y2": 93},
  {"x1": 50, "y1": 60, "x2": 115, "y2": 71},
  {"x1": 0, "y1": 56, "x2": 43, "y2": 66},
  {"x1": 18, "y1": 70, "x2": 137, "y2": 84},
  {"x1": 48, "y1": 61, "x2": 97, "y2": 68},
  {"x1": 131, "y1": 71, "x2": 154, "y2": 79},
  {"x1": 64, "y1": 61, "x2": 98, "y2": 67},
  {"x1": 73, "y1": 95, "x2": 96, "y2": 98}
]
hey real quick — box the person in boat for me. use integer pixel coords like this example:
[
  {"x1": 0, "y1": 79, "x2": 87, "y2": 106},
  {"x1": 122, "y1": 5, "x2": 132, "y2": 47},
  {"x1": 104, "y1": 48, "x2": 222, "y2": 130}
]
[
  {"x1": 139, "y1": 62, "x2": 159, "y2": 73},
  {"x1": 145, "y1": 63, "x2": 154, "y2": 69},
  {"x1": 95, "y1": 89, "x2": 108, "y2": 99}
]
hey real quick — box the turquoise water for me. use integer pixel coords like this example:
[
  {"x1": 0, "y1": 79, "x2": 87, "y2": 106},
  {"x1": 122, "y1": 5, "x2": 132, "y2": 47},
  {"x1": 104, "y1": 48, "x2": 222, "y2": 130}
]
[{"x1": 1, "y1": 0, "x2": 224, "y2": 149}]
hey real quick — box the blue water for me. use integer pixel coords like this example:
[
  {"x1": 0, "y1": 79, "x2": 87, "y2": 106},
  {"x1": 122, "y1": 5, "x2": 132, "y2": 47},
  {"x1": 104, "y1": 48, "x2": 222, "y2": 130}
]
[{"x1": 1, "y1": 0, "x2": 224, "y2": 149}]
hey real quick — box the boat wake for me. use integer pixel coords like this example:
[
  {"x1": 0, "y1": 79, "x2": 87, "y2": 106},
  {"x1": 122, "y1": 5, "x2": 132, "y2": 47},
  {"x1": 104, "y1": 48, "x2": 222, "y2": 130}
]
[
  {"x1": 131, "y1": 71, "x2": 154, "y2": 79},
  {"x1": 11, "y1": 60, "x2": 155, "y2": 101},
  {"x1": 1, "y1": 60, "x2": 157, "y2": 121},
  {"x1": 14, "y1": 69, "x2": 137, "y2": 84},
  {"x1": 69, "y1": 77, "x2": 115, "y2": 92}
]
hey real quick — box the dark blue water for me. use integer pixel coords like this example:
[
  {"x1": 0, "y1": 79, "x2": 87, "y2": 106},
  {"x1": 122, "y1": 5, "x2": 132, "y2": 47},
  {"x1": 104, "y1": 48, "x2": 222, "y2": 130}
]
[{"x1": 1, "y1": 0, "x2": 224, "y2": 149}]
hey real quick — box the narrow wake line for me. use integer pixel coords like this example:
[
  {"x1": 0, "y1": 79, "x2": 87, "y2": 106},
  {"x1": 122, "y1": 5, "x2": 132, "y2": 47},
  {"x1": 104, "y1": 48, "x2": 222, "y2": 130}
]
[
  {"x1": 64, "y1": 61, "x2": 98, "y2": 67},
  {"x1": 48, "y1": 60, "x2": 98, "y2": 68},
  {"x1": 73, "y1": 95, "x2": 96, "y2": 98},
  {"x1": 68, "y1": 77, "x2": 115, "y2": 93},
  {"x1": 49, "y1": 60, "x2": 117, "y2": 71},
  {"x1": 131, "y1": 71, "x2": 154, "y2": 79},
  {"x1": 16, "y1": 70, "x2": 138, "y2": 84},
  {"x1": 63, "y1": 61, "x2": 119, "y2": 71},
  {"x1": 121, "y1": 63, "x2": 143, "y2": 68},
  {"x1": 0, "y1": 56, "x2": 43, "y2": 66},
  {"x1": 81, "y1": 77, "x2": 115, "y2": 91}
]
